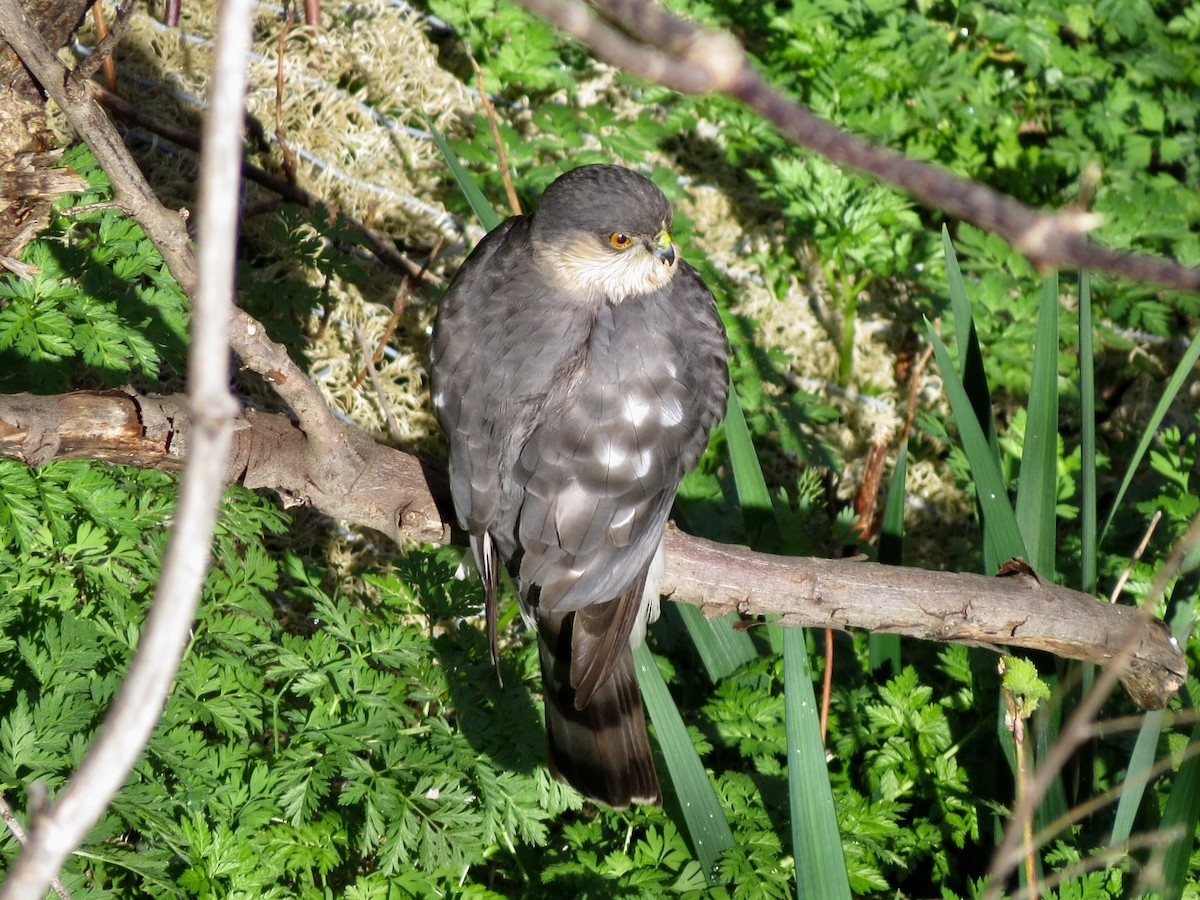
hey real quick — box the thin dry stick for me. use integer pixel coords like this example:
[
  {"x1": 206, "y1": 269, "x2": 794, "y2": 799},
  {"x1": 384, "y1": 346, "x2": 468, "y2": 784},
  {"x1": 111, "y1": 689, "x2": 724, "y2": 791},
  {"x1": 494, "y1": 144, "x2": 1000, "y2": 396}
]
[
  {"x1": 0, "y1": 0, "x2": 250, "y2": 894},
  {"x1": 901, "y1": 342, "x2": 936, "y2": 446},
  {"x1": 819, "y1": 629, "x2": 833, "y2": 742},
  {"x1": 76, "y1": 0, "x2": 137, "y2": 86},
  {"x1": 1001, "y1": 669, "x2": 1040, "y2": 900},
  {"x1": 469, "y1": 51, "x2": 521, "y2": 217},
  {"x1": 350, "y1": 284, "x2": 408, "y2": 390},
  {"x1": 87, "y1": 2, "x2": 117, "y2": 91},
  {"x1": 1012, "y1": 828, "x2": 1184, "y2": 900},
  {"x1": 1087, "y1": 706, "x2": 1200, "y2": 740},
  {"x1": 274, "y1": 7, "x2": 300, "y2": 185},
  {"x1": 1108, "y1": 509, "x2": 1162, "y2": 603},
  {"x1": 0, "y1": 794, "x2": 71, "y2": 900},
  {"x1": 352, "y1": 324, "x2": 405, "y2": 446},
  {"x1": 351, "y1": 237, "x2": 441, "y2": 390},
  {"x1": 514, "y1": 0, "x2": 1200, "y2": 294}
]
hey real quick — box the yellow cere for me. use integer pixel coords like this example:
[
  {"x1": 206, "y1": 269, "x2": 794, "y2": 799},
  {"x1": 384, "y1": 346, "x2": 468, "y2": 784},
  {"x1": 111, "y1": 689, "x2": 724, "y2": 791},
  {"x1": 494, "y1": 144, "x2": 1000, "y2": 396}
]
[{"x1": 656, "y1": 229, "x2": 673, "y2": 250}]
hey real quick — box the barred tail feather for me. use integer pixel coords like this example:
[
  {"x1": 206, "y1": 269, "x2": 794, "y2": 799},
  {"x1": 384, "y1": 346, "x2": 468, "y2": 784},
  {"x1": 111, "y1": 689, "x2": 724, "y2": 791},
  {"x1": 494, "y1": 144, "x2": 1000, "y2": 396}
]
[{"x1": 538, "y1": 613, "x2": 660, "y2": 808}]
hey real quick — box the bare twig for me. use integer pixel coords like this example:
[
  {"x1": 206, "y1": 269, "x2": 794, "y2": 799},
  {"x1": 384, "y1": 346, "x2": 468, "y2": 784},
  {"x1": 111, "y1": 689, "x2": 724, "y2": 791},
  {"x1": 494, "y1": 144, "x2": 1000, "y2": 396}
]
[
  {"x1": 273, "y1": 7, "x2": 299, "y2": 185},
  {"x1": 351, "y1": 285, "x2": 407, "y2": 389},
  {"x1": 0, "y1": 0, "x2": 250, "y2": 893},
  {"x1": 983, "y1": 510, "x2": 1200, "y2": 897},
  {"x1": 84, "y1": 1, "x2": 118, "y2": 90},
  {"x1": 819, "y1": 629, "x2": 832, "y2": 742},
  {"x1": 0, "y1": 794, "x2": 71, "y2": 900},
  {"x1": 302, "y1": 0, "x2": 319, "y2": 29},
  {"x1": 350, "y1": 236, "x2": 440, "y2": 389},
  {"x1": 1108, "y1": 509, "x2": 1161, "y2": 603},
  {"x1": 76, "y1": 0, "x2": 137, "y2": 86},
  {"x1": 469, "y1": 50, "x2": 521, "y2": 216},
  {"x1": 901, "y1": 342, "x2": 936, "y2": 446},
  {"x1": 352, "y1": 324, "x2": 405, "y2": 446},
  {"x1": 513, "y1": 0, "x2": 1200, "y2": 293}
]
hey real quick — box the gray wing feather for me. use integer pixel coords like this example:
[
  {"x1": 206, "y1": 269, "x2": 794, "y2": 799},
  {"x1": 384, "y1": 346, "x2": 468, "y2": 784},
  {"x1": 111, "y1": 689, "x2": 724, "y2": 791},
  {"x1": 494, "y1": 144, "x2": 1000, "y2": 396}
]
[{"x1": 510, "y1": 263, "x2": 727, "y2": 613}]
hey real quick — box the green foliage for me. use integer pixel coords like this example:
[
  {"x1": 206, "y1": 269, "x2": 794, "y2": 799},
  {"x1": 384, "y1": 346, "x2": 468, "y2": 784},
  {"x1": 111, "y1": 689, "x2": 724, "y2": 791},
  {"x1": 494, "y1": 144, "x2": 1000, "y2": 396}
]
[
  {"x1": 1000, "y1": 657, "x2": 1052, "y2": 719},
  {"x1": 0, "y1": 469, "x2": 566, "y2": 894},
  {"x1": 428, "y1": 0, "x2": 579, "y2": 93},
  {"x1": 0, "y1": 146, "x2": 189, "y2": 392}
]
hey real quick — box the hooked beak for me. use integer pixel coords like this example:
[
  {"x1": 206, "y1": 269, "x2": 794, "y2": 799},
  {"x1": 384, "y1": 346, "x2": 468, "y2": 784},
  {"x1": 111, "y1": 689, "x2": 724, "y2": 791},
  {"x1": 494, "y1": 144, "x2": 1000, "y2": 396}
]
[{"x1": 653, "y1": 230, "x2": 676, "y2": 266}]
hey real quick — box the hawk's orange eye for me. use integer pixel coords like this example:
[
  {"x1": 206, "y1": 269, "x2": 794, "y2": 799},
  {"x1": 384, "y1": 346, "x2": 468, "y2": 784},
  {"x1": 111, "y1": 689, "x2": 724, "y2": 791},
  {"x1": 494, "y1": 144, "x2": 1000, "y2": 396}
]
[{"x1": 609, "y1": 232, "x2": 633, "y2": 249}]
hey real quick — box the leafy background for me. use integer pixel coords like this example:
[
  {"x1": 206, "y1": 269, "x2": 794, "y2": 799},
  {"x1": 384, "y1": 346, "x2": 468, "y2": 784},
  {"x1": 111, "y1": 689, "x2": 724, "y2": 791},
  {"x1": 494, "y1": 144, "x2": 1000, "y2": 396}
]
[{"x1": 2, "y1": 0, "x2": 1199, "y2": 896}]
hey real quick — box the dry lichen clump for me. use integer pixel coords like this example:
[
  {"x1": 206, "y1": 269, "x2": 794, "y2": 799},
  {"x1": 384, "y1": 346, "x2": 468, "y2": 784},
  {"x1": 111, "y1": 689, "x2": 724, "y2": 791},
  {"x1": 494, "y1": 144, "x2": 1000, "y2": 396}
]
[{"x1": 75, "y1": 2, "x2": 477, "y2": 447}]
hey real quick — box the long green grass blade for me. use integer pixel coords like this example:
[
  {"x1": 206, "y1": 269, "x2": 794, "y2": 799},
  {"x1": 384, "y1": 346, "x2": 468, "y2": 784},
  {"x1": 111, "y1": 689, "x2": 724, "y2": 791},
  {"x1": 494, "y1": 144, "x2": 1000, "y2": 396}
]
[
  {"x1": 428, "y1": 122, "x2": 504, "y2": 232},
  {"x1": 728, "y1": 376, "x2": 848, "y2": 892},
  {"x1": 725, "y1": 385, "x2": 774, "y2": 543},
  {"x1": 784, "y1": 626, "x2": 851, "y2": 898},
  {"x1": 1014, "y1": 274, "x2": 1059, "y2": 576},
  {"x1": 1078, "y1": 271, "x2": 1097, "y2": 595},
  {"x1": 1014, "y1": 274, "x2": 1070, "y2": 833},
  {"x1": 676, "y1": 603, "x2": 758, "y2": 682},
  {"x1": 635, "y1": 641, "x2": 734, "y2": 883},
  {"x1": 1099, "y1": 330, "x2": 1200, "y2": 544},
  {"x1": 927, "y1": 324, "x2": 1027, "y2": 565},
  {"x1": 943, "y1": 228, "x2": 999, "y2": 457},
  {"x1": 942, "y1": 236, "x2": 1024, "y2": 859},
  {"x1": 944, "y1": 226, "x2": 971, "y2": 371},
  {"x1": 1108, "y1": 708, "x2": 1166, "y2": 847},
  {"x1": 870, "y1": 441, "x2": 907, "y2": 671},
  {"x1": 1160, "y1": 712, "x2": 1200, "y2": 900},
  {"x1": 1077, "y1": 269, "x2": 1098, "y2": 797}
]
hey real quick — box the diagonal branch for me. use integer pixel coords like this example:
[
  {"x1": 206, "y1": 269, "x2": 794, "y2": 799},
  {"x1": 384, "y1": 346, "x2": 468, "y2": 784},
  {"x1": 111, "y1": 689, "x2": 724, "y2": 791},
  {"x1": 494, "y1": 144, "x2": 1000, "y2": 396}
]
[
  {"x1": 0, "y1": 389, "x2": 1186, "y2": 711},
  {"x1": 0, "y1": 0, "x2": 246, "y2": 895},
  {"x1": 515, "y1": 0, "x2": 1200, "y2": 294}
]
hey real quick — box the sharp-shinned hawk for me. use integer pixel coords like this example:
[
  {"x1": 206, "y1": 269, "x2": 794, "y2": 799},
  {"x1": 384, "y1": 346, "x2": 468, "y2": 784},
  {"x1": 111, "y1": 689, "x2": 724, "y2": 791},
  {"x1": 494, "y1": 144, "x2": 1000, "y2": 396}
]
[{"x1": 430, "y1": 164, "x2": 729, "y2": 807}]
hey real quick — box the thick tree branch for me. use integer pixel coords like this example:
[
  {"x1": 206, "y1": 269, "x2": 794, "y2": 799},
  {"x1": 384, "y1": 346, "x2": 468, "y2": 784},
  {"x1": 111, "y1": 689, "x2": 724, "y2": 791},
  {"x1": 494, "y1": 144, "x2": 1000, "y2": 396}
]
[
  {"x1": 515, "y1": 0, "x2": 1200, "y2": 294},
  {"x1": 0, "y1": 389, "x2": 1185, "y2": 711}
]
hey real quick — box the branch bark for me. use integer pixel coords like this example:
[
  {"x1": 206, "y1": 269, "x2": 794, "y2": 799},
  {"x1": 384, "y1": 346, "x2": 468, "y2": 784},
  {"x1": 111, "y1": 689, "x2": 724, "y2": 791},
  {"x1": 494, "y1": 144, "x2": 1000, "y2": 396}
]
[
  {"x1": 0, "y1": 389, "x2": 1186, "y2": 711},
  {"x1": 514, "y1": 0, "x2": 1200, "y2": 294}
]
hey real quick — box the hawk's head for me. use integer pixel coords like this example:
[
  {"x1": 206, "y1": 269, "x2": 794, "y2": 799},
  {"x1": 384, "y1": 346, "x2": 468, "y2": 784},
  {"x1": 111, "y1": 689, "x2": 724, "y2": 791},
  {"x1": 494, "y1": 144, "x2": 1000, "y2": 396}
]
[{"x1": 530, "y1": 165, "x2": 679, "y2": 303}]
